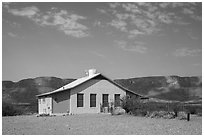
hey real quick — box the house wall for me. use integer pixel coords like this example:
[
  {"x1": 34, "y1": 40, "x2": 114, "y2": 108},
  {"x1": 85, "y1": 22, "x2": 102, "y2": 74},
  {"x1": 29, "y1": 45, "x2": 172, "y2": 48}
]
[
  {"x1": 38, "y1": 97, "x2": 52, "y2": 114},
  {"x1": 52, "y1": 90, "x2": 70, "y2": 114},
  {"x1": 70, "y1": 79, "x2": 126, "y2": 114}
]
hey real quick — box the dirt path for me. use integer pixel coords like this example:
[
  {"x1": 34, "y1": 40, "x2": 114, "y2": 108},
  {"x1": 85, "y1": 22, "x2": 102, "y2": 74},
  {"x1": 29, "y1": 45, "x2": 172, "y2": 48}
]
[{"x1": 2, "y1": 114, "x2": 202, "y2": 135}]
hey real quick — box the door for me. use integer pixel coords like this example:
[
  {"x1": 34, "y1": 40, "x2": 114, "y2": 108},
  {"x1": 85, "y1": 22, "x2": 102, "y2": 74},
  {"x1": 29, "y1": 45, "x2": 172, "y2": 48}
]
[
  {"x1": 114, "y1": 94, "x2": 120, "y2": 107},
  {"x1": 46, "y1": 97, "x2": 52, "y2": 115},
  {"x1": 102, "y1": 94, "x2": 109, "y2": 113}
]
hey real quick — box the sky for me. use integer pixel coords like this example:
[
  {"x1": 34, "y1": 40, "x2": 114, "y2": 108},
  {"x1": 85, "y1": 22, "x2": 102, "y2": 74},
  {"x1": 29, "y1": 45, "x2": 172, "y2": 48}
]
[{"x1": 2, "y1": 2, "x2": 202, "y2": 82}]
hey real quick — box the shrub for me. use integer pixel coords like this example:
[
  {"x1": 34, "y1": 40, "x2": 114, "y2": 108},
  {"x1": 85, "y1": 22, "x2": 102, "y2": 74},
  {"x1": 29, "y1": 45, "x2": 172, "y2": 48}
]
[
  {"x1": 184, "y1": 105, "x2": 202, "y2": 115},
  {"x1": 2, "y1": 102, "x2": 23, "y2": 116},
  {"x1": 121, "y1": 96, "x2": 149, "y2": 116},
  {"x1": 37, "y1": 113, "x2": 50, "y2": 117},
  {"x1": 132, "y1": 109, "x2": 147, "y2": 116},
  {"x1": 177, "y1": 111, "x2": 187, "y2": 120},
  {"x1": 121, "y1": 96, "x2": 202, "y2": 120},
  {"x1": 111, "y1": 107, "x2": 126, "y2": 115}
]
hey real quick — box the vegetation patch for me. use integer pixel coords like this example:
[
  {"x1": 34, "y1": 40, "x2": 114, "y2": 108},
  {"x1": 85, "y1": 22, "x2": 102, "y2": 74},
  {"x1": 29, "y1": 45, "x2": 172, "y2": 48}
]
[
  {"x1": 2, "y1": 102, "x2": 23, "y2": 116},
  {"x1": 120, "y1": 96, "x2": 202, "y2": 120}
]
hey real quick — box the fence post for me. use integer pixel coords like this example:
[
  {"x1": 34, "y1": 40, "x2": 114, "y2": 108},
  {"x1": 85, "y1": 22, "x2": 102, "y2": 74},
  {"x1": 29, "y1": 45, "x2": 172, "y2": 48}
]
[{"x1": 187, "y1": 113, "x2": 190, "y2": 121}]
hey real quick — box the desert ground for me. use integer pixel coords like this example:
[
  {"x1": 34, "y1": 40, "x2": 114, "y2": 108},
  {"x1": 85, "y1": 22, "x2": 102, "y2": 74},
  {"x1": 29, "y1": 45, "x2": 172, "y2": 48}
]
[{"x1": 2, "y1": 114, "x2": 202, "y2": 135}]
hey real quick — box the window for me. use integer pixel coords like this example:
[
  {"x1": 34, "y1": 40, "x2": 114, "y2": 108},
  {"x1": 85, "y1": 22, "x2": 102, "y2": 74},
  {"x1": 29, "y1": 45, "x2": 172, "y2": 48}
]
[
  {"x1": 102, "y1": 94, "x2": 109, "y2": 107},
  {"x1": 77, "y1": 94, "x2": 84, "y2": 107},
  {"x1": 42, "y1": 98, "x2": 45, "y2": 104},
  {"x1": 38, "y1": 99, "x2": 41, "y2": 104},
  {"x1": 90, "y1": 94, "x2": 96, "y2": 107},
  {"x1": 115, "y1": 94, "x2": 120, "y2": 107}
]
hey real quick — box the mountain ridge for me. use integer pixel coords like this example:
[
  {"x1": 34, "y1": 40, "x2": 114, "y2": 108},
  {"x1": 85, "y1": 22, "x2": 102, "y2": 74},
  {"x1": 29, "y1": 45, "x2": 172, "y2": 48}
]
[{"x1": 2, "y1": 75, "x2": 202, "y2": 113}]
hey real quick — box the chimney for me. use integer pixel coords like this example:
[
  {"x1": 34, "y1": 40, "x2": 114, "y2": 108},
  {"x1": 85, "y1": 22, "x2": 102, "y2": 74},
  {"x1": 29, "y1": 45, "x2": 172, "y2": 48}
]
[{"x1": 86, "y1": 69, "x2": 97, "y2": 76}]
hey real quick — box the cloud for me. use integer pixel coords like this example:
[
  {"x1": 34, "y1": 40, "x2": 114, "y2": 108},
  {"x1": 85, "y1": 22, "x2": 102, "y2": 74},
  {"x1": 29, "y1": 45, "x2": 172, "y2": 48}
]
[
  {"x1": 7, "y1": 32, "x2": 24, "y2": 39},
  {"x1": 3, "y1": 19, "x2": 21, "y2": 28},
  {"x1": 137, "y1": 2, "x2": 151, "y2": 7},
  {"x1": 2, "y1": 2, "x2": 11, "y2": 9},
  {"x1": 114, "y1": 40, "x2": 147, "y2": 53},
  {"x1": 186, "y1": 31, "x2": 199, "y2": 40},
  {"x1": 183, "y1": 8, "x2": 194, "y2": 15},
  {"x1": 159, "y1": 3, "x2": 170, "y2": 8},
  {"x1": 63, "y1": 30, "x2": 88, "y2": 38},
  {"x1": 90, "y1": 51, "x2": 106, "y2": 58},
  {"x1": 174, "y1": 48, "x2": 201, "y2": 57},
  {"x1": 128, "y1": 29, "x2": 145, "y2": 38},
  {"x1": 106, "y1": 2, "x2": 201, "y2": 39},
  {"x1": 191, "y1": 15, "x2": 202, "y2": 21},
  {"x1": 107, "y1": 3, "x2": 173, "y2": 38},
  {"x1": 171, "y1": 2, "x2": 185, "y2": 8},
  {"x1": 109, "y1": 3, "x2": 120, "y2": 8},
  {"x1": 7, "y1": 32, "x2": 17, "y2": 37},
  {"x1": 175, "y1": 19, "x2": 191, "y2": 25},
  {"x1": 109, "y1": 19, "x2": 127, "y2": 32},
  {"x1": 8, "y1": 6, "x2": 39, "y2": 18},
  {"x1": 193, "y1": 63, "x2": 201, "y2": 66},
  {"x1": 5, "y1": 5, "x2": 89, "y2": 38},
  {"x1": 97, "y1": 8, "x2": 107, "y2": 14},
  {"x1": 157, "y1": 13, "x2": 173, "y2": 24},
  {"x1": 36, "y1": 9, "x2": 89, "y2": 38},
  {"x1": 122, "y1": 3, "x2": 141, "y2": 14},
  {"x1": 147, "y1": 76, "x2": 180, "y2": 97},
  {"x1": 182, "y1": 6, "x2": 201, "y2": 21},
  {"x1": 93, "y1": 20, "x2": 101, "y2": 27},
  {"x1": 116, "y1": 13, "x2": 130, "y2": 20}
]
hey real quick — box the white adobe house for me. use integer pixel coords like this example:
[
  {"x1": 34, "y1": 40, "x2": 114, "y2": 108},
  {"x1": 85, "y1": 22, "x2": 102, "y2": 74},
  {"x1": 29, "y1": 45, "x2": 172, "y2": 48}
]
[{"x1": 36, "y1": 69, "x2": 142, "y2": 115}]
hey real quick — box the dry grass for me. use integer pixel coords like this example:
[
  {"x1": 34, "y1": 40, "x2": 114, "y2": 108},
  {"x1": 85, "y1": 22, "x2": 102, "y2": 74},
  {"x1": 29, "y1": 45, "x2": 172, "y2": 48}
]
[{"x1": 2, "y1": 114, "x2": 202, "y2": 135}]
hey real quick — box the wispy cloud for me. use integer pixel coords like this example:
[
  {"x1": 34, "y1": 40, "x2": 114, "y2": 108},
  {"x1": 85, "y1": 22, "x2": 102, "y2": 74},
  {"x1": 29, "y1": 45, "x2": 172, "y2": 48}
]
[
  {"x1": 109, "y1": 19, "x2": 127, "y2": 32},
  {"x1": 105, "y1": 2, "x2": 201, "y2": 38},
  {"x1": 159, "y1": 3, "x2": 170, "y2": 8},
  {"x1": 193, "y1": 63, "x2": 201, "y2": 66},
  {"x1": 186, "y1": 31, "x2": 199, "y2": 40},
  {"x1": 90, "y1": 51, "x2": 106, "y2": 58},
  {"x1": 8, "y1": 6, "x2": 39, "y2": 18},
  {"x1": 5, "y1": 5, "x2": 89, "y2": 38},
  {"x1": 2, "y1": 2, "x2": 11, "y2": 9},
  {"x1": 107, "y1": 3, "x2": 174, "y2": 38},
  {"x1": 97, "y1": 8, "x2": 107, "y2": 14},
  {"x1": 174, "y1": 48, "x2": 201, "y2": 57},
  {"x1": 37, "y1": 9, "x2": 89, "y2": 38},
  {"x1": 109, "y1": 3, "x2": 120, "y2": 8},
  {"x1": 3, "y1": 19, "x2": 21, "y2": 28},
  {"x1": 7, "y1": 32, "x2": 17, "y2": 37},
  {"x1": 114, "y1": 40, "x2": 147, "y2": 53},
  {"x1": 122, "y1": 3, "x2": 141, "y2": 14},
  {"x1": 182, "y1": 7, "x2": 202, "y2": 21},
  {"x1": 128, "y1": 29, "x2": 145, "y2": 38},
  {"x1": 183, "y1": 8, "x2": 194, "y2": 15}
]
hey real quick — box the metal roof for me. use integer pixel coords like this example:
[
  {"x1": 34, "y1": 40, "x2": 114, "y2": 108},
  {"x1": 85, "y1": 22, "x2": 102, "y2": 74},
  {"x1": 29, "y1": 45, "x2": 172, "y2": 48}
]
[
  {"x1": 36, "y1": 73, "x2": 145, "y2": 98},
  {"x1": 36, "y1": 73, "x2": 101, "y2": 97}
]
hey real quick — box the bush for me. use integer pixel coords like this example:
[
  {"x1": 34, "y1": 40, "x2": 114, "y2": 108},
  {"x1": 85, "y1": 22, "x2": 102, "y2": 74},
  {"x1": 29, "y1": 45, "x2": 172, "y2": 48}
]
[
  {"x1": 184, "y1": 105, "x2": 202, "y2": 115},
  {"x1": 177, "y1": 111, "x2": 187, "y2": 120},
  {"x1": 36, "y1": 113, "x2": 50, "y2": 117},
  {"x1": 132, "y1": 109, "x2": 147, "y2": 116},
  {"x1": 2, "y1": 102, "x2": 23, "y2": 116},
  {"x1": 111, "y1": 107, "x2": 126, "y2": 115},
  {"x1": 120, "y1": 96, "x2": 202, "y2": 119}
]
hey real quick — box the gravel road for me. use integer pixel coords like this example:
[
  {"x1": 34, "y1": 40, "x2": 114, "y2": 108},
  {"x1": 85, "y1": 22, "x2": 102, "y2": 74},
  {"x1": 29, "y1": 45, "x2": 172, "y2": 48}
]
[{"x1": 2, "y1": 114, "x2": 202, "y2": 135}]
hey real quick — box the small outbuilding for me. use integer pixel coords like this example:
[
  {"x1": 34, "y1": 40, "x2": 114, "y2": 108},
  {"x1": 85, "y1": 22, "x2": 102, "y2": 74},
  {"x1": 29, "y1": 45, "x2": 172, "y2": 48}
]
[{"x1": 36, "y1": 69, "x2": 142, "y2": 115}]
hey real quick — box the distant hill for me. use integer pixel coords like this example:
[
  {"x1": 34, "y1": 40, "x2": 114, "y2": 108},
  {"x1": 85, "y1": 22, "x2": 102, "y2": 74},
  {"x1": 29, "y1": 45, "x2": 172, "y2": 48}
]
[
  {"x1": 2, "y1": 75, "x2": 202, "y2": 113},
  {"x1": 2, "y1": 77, "x2": 75, "y2": 112},
  {"x1": 114, "y1": 76, "x2": 202, "y2": 102}
]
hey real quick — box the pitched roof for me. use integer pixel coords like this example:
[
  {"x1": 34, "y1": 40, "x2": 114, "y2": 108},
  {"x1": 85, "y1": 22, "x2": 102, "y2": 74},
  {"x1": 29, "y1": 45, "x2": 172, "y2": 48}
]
[
  {"x1": 36, "y1": 73, "x2": 100, "y2": 97},
  {"x1": 36, "y1": 73, "x2": 145, "y2": 97}
]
